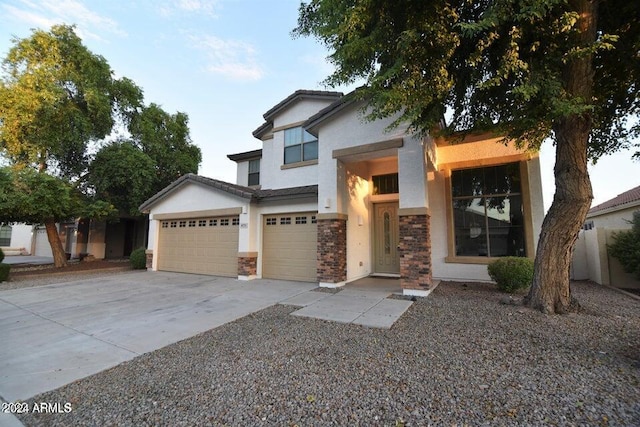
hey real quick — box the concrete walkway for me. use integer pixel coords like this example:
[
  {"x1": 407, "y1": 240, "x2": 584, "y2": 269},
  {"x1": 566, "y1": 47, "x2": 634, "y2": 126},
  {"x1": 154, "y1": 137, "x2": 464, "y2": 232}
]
[
  {"x1": 284, "y1": 277, "x2": 413, "y2": 328},
  {"x1": 2, "y1": 255, "x2": 54, "y2": 265}
]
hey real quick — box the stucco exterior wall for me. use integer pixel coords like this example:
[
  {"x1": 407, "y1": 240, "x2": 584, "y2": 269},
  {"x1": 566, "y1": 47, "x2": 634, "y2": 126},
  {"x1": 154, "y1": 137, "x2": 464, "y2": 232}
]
[
  {"x1": 8, "y1": 223, "x2": 33, "y2": 254},
  {"x1": 398, "y1": 134, "x2": 429, "y2": 210},
  {"x1": 235, "y1": 161, "x2": 249, "y2": 187},
  {"x1": 316, "y1": 106, "x2": 408, "y2": 217},
  {"x1": 272, "y1": 98, "x2": 335, "y2": 129},
  {"x1": 261, "y1": 131, "x2": 318, "y2": 189},
  {"x1": 588, "y1": 206, "x2": 639, "y2": 229},
  {"x1": 345, "y1": 165, "x2": 372, "y2": 281},
  {"x1": 435, "y1": 136, "x2": 525, "y2": 166},
  {"x1": 260, "y1": 98, "x2": 339, "y2": 190}
]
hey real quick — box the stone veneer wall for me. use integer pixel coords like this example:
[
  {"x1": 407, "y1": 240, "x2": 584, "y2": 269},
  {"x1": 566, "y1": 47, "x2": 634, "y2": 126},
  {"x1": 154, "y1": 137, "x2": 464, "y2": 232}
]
[
  {"x1": 145, "y1": 250, "x2": 153, "y2": 270},
  {"x1": 398, "y1": 214, "x2": 433, "y2": 290},
  {"x1": 238, "y1": 256, "x2": 257, "y2": 277},
  {"x1": 317, "y1": 218, "x2": 347, "y2": 283}
]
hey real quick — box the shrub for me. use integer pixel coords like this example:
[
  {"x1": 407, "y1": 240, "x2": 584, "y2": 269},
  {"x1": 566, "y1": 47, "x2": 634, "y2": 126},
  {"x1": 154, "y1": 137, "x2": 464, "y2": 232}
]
[
  {"x1": 488, "y1": 256, "x2": 534, "y2": 293},
  {"x1": 0, "y1": 247, "x2": 4, "y2": 263},
  {"x1": 608, "y1": 211, "x2": 640, "y2": 279},
  {"x1": 0, "y1": 263, "x2": 9, "y2": 282},
  {"x1": 129, "y1": 247, "x2": 147, "y2": 270}
]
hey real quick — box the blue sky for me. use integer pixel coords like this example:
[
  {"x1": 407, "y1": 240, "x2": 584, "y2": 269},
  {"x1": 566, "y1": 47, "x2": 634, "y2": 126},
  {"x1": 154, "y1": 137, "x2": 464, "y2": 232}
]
[{"x1": 0, "y1": 0, "x2": 637, "y2": 211}]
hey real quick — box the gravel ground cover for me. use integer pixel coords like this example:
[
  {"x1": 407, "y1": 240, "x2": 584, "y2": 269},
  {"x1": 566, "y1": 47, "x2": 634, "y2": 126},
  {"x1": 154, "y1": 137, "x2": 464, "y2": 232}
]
[{"x1": 14, "y1": 280, "x2": 640, "y2": 426}]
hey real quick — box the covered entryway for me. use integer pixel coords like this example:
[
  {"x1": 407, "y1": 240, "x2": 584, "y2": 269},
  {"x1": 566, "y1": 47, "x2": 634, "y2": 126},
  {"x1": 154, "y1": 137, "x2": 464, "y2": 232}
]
[
  {"x1": 157, "y1": 216, "x2": 239, "y2": 277},
  {"x1": 262, "y1": 212, "x2": 317, "y2": 282}
]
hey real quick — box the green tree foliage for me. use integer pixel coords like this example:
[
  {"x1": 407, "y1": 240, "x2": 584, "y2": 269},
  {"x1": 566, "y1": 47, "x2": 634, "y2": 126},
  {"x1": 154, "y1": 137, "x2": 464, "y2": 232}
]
[
  {"x1": 0, "y1": 167, "x2": 116, "y2": 266},
  {"x1": 295, "y1": 0, "x2": 640, "y2": 314},
  {"x1": 129, "y1": 103, "x2": 201, "y2": 195},
  {"x1": 88, "y1": 140, "x2": 156, "y2": 217},
  {"x1": 0, "y1": 25, "x2": 142, "y2": 267},
  {"x1": 608, "y1": 211, "x2": 640, "y2": 279},
  {"x1": 0, "y1": 24, "x2": 143, "y2": 178}
]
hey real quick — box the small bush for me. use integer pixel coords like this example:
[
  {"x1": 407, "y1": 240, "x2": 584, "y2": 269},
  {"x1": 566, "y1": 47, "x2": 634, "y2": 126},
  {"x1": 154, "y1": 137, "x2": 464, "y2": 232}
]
[
  {"x1": 608, "y1": 211, "x2": 640, "y2": 279},
  {"x1": 0, "y1": 247, "x2": 4, "y2": 263},
  {"x1": 488, "y1": 256, "x2": 534, "y2": 293},
  {"x1": 129, "y1": 247, "x2": 147, "y2": 270},
  {"x1": 0, "y1": 263, "x2": 9, "y2": 282}
]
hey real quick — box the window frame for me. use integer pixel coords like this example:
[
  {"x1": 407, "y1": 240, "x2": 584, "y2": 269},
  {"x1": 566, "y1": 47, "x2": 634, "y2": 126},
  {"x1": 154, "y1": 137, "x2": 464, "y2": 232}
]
[
  {"x1": 248, "y1": 158, "x2": 260, "y2": 186},
  {"x1": 0, "y1": 224, "x2": 12, "y2": 247},
  {"x1": 283, "y1": 126, "x2": 318, "y2": 165},
  {"x1": 444, "y1": 160, "x2": 535, "y2": 264}
]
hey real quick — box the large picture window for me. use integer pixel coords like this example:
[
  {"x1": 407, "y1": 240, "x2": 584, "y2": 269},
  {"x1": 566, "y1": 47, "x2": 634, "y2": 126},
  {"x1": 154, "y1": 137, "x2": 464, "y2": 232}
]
[
  {"x1": 284, "y1": 127, "x2": 317, "y2": 164},
  {"x1": 451, "y1": 163, "x2": 526, "y2": 257}
]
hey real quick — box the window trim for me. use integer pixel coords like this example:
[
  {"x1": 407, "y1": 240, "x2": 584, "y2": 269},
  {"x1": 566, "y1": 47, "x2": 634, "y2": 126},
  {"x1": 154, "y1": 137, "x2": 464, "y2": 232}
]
[
  {"x1": 248, "y1": 158, "x2": 260, "y2": 187},
  {"x1": 444, "y1": 159, "x2": 535, "y2": 264},
  {"x1": 283, "y1": 126, "x2": 318, "y2": 165}
]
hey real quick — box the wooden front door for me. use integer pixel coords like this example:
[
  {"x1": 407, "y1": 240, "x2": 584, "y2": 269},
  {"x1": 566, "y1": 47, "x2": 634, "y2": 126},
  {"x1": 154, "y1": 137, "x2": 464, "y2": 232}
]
[{"x1": 374, "y1": 203, "x2": 400, "y2": 274}]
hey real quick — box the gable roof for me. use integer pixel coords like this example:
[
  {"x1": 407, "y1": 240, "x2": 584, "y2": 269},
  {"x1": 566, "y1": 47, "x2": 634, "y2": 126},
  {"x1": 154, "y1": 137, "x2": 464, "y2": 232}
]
[
  {"x1": 588, "y1": 184, "x2": 640, "y2": 217},
  {"x1": 139, "y1": 173, "x2": 318, "y2": 212},
  {"x1": 253, "y1": 90, "x2": 343, "y2": 139},
  {"x1": 304, "y1": 91, "x2": 360, "y2": 137}
]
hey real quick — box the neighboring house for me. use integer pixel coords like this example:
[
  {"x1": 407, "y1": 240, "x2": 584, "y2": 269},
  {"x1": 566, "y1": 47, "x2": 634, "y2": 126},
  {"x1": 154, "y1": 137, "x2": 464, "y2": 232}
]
[
  {"x1": 140, "y1": 90, "x2": 545, "y2": 296},
  {"x1": 3, "y1": 217, "x2": 146, "y2": 260},
  {"x1": 0, "y1": 223, "x2": 33, "y2": 255},
  {"x1": 572, "y1": 184, "x2": 640, "y2": 290}
]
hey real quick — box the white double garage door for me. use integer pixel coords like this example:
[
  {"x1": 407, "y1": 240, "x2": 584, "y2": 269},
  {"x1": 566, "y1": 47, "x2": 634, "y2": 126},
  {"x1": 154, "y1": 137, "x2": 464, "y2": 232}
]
[{"x1": 157, "y1": 212, "x2": 317, "y2": 282}]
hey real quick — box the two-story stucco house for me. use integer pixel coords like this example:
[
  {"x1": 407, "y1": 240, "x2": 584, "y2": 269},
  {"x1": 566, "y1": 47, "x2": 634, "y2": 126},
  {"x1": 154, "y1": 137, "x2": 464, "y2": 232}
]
[{"x1": 140, "y1": 90, "x2": 545, "y2": 296}]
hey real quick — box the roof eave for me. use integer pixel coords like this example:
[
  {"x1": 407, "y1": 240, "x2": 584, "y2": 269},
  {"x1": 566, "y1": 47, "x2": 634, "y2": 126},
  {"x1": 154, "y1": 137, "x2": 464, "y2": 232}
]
[
  {"x1": 227, "y1": 149, "x2": 263, "y2": 162},
  {"x1": 587, "y1": 199, "x2": 640, "y2": 218}
]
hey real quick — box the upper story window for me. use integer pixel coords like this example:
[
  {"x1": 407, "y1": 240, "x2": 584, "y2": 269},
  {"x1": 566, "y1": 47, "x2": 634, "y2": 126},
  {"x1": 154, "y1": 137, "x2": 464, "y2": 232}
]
[
  {"x1": 451, "y1": 162, "x2": 526, "y2": 258},
  {"x1": 284, "y1": 127, "x2": 317, "y2": 164},
  {"x1": 248, "y1": 159, "x2": 260, "y2": 186},
  {"x1": 372, "y1": 173, "x2": 399, "y2": 195}
]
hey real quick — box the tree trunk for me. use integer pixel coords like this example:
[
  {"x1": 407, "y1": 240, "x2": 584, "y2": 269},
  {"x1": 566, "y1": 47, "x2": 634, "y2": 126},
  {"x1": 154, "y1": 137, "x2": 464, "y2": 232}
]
[
  {"x1": 525, "y1": 0, "x2": 596, "y2": 314},
  {"x1": 45, "y1": 218, "x2": 68, "y2": 268}
]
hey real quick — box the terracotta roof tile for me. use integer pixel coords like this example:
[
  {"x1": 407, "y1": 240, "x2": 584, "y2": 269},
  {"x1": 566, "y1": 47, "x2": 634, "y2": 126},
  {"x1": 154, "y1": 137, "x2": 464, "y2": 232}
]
[{"x1": 589, "y1": 184, "x2": 640, "y2": 215}]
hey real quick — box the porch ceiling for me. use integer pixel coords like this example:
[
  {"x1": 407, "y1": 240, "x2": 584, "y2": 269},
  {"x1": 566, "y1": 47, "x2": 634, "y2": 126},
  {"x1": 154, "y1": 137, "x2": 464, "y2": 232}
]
[{"x1": 332, "y1": 138, "x2": 403, "y2": 163}]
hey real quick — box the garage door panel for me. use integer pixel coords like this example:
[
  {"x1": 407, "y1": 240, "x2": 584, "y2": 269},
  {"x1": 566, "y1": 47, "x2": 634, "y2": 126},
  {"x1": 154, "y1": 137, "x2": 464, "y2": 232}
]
[
  {"x1": 262, "y1": 212, "x2": 317, "y2": 282},
  {"x1": 157, "y1": 216, "x2": 238, "y2": 277}
]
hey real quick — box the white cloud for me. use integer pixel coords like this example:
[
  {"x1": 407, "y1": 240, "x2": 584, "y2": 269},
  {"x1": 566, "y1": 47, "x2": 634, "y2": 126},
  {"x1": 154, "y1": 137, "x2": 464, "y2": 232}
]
[
  {"x1": 159, "y1": 0, "x2": 220, "y2": 18},
  {"x1": 2, "y1": 0, "x2": 125, "y2": 41},
  {"x1": 189, "y1": 34, "x2": 263, "y2": 81}
]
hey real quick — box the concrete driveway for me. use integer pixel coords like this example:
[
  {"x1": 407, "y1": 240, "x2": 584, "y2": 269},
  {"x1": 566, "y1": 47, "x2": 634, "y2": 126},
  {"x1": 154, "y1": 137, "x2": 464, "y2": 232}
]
[{"x1": 0, "y1": 271, "x2": 316, "y2": 403}]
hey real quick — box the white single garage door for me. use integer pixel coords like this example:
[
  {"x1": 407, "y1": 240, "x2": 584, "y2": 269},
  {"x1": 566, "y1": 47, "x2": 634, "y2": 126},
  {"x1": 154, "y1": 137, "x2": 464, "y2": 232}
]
[
  {"x1": 262, "y1": 212, "x2": 317, "y2": 282},
  {"x1": 157, "y1": 216, "x2": 239, "y2": 277}
]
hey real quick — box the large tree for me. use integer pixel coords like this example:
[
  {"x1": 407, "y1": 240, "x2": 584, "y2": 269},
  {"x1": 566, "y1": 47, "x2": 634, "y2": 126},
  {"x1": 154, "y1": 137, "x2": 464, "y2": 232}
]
[
  {"x1": 88, "y1": 140, "x2": 157, "y2": 217},
  {"x1": 87, "y1": 104, "x2": 201, "y2": 217},
  {"x1": 0, "y1": 167, "x2": 116, "y2": 261},
  {"x1": 295, "y1": 0, "x2": 639, "y2": 314},
  {"x1": 129, "y1": 103, "x2": 202, "y2": 195},
  {"x1": 0, "y1": 25, "x2": 143, "y2": 267}
]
